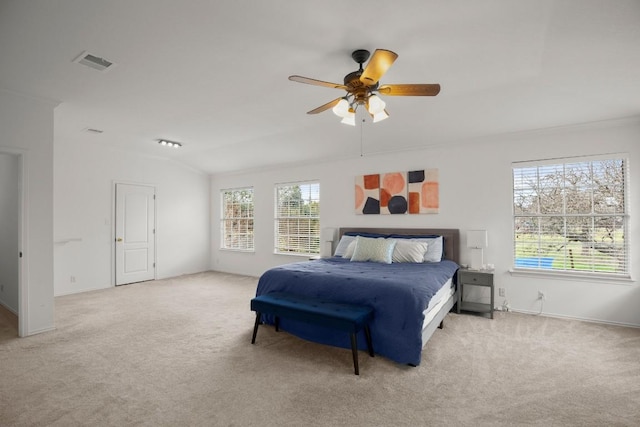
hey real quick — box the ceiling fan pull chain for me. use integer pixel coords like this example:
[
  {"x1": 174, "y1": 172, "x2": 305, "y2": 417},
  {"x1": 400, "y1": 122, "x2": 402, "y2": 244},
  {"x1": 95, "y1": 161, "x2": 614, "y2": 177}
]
[{"x1": 360, "y1": 118, "x2": 364, "y2": 157}]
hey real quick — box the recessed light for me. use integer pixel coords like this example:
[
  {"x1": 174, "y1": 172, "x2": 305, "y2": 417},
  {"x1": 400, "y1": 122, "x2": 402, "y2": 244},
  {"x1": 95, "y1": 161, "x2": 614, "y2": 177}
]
[{"x1": 158, "y1": 139, "x2": 182, "y2": 148}]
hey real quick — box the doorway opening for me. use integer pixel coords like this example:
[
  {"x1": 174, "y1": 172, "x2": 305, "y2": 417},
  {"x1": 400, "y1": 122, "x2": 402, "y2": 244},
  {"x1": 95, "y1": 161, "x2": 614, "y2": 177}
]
[{"x1": 0, "y1": 150, "x2": 25, "y2": 336}]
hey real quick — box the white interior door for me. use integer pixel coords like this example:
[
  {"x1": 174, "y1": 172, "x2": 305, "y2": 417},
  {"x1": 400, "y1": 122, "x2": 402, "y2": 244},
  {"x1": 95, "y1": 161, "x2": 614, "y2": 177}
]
[{"x1": 115, "y1": 183, "x2": 156, "y2": 286}]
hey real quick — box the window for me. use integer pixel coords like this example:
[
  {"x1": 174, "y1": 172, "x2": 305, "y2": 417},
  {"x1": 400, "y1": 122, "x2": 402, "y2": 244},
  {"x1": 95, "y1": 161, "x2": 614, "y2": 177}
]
[
  {"x1": 513, "y1": 156, "x2": 628, "y2": 276},
  {"x1": 221, "y1": 187, "x2": 254, "y2": 250},
  {"x1": 275, "y1": 181, "x2": 320, "y2": 255}
]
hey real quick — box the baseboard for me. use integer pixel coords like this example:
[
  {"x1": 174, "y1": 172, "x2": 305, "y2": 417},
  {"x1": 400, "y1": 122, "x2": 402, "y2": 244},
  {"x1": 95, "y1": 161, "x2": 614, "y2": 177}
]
[
  {"x1": 511, "y1": 309, "x2": 640, "y2": 329},
  {"x1": 55, "y1": 284, "x2": 111, "y2": 297},
  {"x1": 25, "y1": 326, "x2": 56, "y2": 336},
  {"x1": 0, "y1": 302, "x2": 18, "y2": 330},
  {"x1": 0, "y1": 299, "x2": 17, "y2": 315},
  {"x1": 210, "y1": 268, "x2": 259, "y2": 279}
]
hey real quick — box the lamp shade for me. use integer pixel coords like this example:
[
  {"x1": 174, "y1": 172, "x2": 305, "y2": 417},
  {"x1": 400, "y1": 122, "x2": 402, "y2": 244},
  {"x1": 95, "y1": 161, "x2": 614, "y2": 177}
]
[
  {"x1": 332, "y1": 98, "x2": 349, "y2": 117},
  {"x1": 367, "y1": 94, "x2": 386, "y2": 114},
  {"x1": 467, "y1": 230, "x2": 488, "y2": 249},
  {"x1": 320, "y1": 227, "x2": 336, "y2": 243},
  {"x1": 341, "y1": 109, "x2": 356, "y2": 126},
  {"x1": 371, "y1": 109, "x2": 389, "y2": 123}
]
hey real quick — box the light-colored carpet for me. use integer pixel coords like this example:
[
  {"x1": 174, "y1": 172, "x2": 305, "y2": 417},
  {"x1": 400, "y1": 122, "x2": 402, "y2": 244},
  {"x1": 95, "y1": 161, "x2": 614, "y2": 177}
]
[{"x1": 1, "y1": 271, "x2": 639, "y2": 426}]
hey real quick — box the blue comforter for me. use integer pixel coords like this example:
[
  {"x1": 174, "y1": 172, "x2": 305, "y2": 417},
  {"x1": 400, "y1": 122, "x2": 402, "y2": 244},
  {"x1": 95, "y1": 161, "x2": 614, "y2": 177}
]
[{"x1": 255, "y1": 257, "x2": 459, "y2": 365}]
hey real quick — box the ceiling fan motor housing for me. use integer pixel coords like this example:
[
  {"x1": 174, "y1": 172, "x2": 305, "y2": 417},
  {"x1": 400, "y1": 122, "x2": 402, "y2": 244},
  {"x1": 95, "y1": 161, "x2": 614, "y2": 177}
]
[{"x1": 344, "y1": 70, "x2": 378, "y2": 105}]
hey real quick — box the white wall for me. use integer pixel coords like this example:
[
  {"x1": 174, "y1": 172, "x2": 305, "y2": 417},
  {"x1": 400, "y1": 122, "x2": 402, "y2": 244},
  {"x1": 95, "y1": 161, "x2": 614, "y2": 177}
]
[
  {"x1": 0, "y1": 153, "x2": 20, "y2": 313},
  {"x1": 0, "y1": 89, "x2": 56, "y2": 336},
  {"x1": 54, "y1": 139, "x2": 210, "y2": 296},
  {"x1": 211, "y1": 118, "x2": 640, "y2": 327}
]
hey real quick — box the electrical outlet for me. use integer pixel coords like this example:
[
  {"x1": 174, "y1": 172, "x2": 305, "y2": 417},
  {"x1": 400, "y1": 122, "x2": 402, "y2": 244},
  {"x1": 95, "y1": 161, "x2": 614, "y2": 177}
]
[
  {"x1": 538, "y1": 290, "x2": 545, "y2": 300},
  {"x1": 0, "y1": 284, "x2": 4, "y2": 292},
  {"x1": 70, "y1": 276, "x2": 76, "y2": 283},
  {"x1": 499, "y1": 288, "x2": 505, "y2": 297}
]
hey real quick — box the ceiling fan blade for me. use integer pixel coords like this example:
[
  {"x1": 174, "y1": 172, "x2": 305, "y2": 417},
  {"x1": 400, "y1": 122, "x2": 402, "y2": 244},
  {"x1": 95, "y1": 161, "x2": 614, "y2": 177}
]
[
  {"x1": 289, "y1": 75, "x2": 347, "y2": 90},
  {"x1": 306, "y1": 97, "x2": 343, "y2": 114},
  {"x1": 378, "y1": 84, "x2": 441, "y2": 96},
  {"x1": 360, "y1": 49, "x2": 398, "y2": 85}
]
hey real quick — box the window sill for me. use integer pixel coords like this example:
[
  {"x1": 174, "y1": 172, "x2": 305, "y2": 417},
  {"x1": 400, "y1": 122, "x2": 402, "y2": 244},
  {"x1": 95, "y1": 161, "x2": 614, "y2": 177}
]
[
  {"x1": 509, "y1": 268, "x2": 634, "y2": 285},
  {"x1": 219, "y1": 248, "x2": 255, "y2": 253},
  {"x1": 274, "y1": 252, "x2": 319, "y2": 258}
]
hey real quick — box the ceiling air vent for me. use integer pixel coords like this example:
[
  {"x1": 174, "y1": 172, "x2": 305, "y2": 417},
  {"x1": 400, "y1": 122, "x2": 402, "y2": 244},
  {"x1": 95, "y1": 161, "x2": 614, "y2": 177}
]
[{"x1": 73, "y1": 51, "x2": 115, "y2": 72}]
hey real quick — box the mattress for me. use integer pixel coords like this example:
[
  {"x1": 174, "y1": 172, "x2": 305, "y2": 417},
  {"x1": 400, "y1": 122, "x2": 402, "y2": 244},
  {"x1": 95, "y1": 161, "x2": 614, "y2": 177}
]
[
  {"x1": 423, "y1": 277, "x2": 454, "y2": 318},
  {"x1": 422, "y1": 278, "x2": 455, "y2": 335}
]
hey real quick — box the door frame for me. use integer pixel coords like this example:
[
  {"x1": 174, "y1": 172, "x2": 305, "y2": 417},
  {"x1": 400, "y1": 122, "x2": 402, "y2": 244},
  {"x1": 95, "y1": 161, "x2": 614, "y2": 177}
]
[
  {"x1": 111, "y1": 181, "x2": 158, "y2": 287},
  {"x1": 0, "y1": 147, "x2": 27, "y2": 337}
]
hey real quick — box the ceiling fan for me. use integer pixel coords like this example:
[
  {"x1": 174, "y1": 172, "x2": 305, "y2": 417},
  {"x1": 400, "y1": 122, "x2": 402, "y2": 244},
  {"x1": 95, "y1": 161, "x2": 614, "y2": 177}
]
[{"x1": 289, "y1": 49, "x2": 440, "y2": 125}]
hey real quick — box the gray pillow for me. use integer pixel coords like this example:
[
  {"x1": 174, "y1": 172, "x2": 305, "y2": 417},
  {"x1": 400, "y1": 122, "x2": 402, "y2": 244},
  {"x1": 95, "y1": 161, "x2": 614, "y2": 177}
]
[{"x1": 392, "y1": 240, "x2": 429, "y2": 263}]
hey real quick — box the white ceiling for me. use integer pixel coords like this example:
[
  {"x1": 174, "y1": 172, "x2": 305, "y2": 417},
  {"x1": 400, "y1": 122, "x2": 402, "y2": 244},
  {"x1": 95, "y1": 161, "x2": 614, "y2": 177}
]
[{"x1": 1, "y1": 0, "x2": 639, "y2": 175}]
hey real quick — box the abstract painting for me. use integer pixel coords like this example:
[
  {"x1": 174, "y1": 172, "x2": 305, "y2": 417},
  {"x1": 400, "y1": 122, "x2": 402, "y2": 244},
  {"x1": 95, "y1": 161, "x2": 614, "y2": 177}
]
[
  {"x1": 380, "y1": 172, "x2": 407, "y2": 214},
  {"x1": 356, "y1": 169, "x2": 439, "y2": 215},
  {"x1": 355, "y1": 174, "x2": 381, "y2": 214},
  {"x1": 408, "y1": 169, "x2": 439, "y2": 214}
]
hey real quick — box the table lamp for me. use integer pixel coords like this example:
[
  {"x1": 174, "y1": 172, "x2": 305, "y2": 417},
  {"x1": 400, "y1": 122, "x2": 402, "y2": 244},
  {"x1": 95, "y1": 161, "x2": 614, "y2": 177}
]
[
  {"x1": 467, "y1": 230, "x2": 488, "y2": 270},
  {"x1": 320, "y1": 227, "x2": 337, "y2": 258}
]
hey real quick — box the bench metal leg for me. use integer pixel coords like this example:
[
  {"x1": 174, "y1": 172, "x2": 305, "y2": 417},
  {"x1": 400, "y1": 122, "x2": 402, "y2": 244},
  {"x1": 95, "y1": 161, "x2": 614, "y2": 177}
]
[
  {"x1": 251, "y1": 312, "x2": 261, "y2": 344},
  {"x1": 275, "y1": 316, "x2": 280, "y2": 332},
  {"x1": 438, "y1": 320, "x2": 444, "y2": 329},
  {"x1": 364, "y1": 326, "x2": 374, "y2": 357},
  {"x1": 350, "y1": 333, "x2": 359, "y2": 375}
]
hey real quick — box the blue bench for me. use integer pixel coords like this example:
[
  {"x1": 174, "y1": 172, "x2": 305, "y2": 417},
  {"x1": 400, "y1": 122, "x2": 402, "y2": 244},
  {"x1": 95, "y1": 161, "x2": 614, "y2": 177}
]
[{"x1": 250, "y1": 292, "x2": 374, "y2": 375}]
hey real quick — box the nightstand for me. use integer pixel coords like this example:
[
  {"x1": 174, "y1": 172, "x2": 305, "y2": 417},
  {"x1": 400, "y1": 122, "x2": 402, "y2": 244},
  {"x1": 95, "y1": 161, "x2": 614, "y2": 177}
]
[{"x1": 457, "y1": 269, "x2": 494, "y2": 319}]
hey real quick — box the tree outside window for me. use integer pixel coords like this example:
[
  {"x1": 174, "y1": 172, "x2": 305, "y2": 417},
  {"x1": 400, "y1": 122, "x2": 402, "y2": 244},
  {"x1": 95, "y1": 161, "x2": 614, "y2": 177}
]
[
  {"x1": 221, "y1": 188, "x2": 254, "y2": 250},
  {"x1": 513, "y1": 158, "x2": 627, "y2": 275},
  {"x1": 275, "y1": 182, "x2": 320, "y2": 255}
]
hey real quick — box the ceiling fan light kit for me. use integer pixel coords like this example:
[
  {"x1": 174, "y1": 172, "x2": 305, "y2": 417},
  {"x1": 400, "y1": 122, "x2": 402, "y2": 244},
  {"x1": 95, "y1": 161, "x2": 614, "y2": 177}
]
[
  {"x1": 341, "y1": 112, "x2": 356, "y2": 126},
  {"x1": 372, "y1": 109, "x2": 389, "y2": 123},
  {"x1": 332, "y1": 97, "x2": 350, "y2": 117},
  {"x1": 289, "y1": 49, "x2": 440, "y2": 125}
]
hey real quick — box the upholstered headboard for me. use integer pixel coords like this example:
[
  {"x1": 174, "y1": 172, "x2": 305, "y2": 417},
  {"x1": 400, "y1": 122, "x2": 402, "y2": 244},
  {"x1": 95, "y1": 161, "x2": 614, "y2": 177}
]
[{"x1": 338, "y1": 227, "x2": 461, "y2": 265}]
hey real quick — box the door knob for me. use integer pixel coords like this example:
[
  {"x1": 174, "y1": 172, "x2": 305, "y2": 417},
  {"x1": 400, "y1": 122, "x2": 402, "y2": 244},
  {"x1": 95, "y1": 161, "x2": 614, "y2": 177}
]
[{"x1": 116, "y1": 238, "x2": 123, "y2": 242}]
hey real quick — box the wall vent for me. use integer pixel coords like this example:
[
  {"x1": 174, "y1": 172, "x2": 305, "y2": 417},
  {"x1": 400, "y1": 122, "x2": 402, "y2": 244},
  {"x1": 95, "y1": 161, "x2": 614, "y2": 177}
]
[{"x1": 73, "y1": 51, "x2": 115, "y2": 72}]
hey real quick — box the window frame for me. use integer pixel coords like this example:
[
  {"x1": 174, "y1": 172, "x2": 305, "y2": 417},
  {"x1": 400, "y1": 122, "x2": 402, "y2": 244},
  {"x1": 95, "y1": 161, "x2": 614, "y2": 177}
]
[
  {"x1": 274, "y1": 181, "x2": 320, "y2": 256},
  {"x1": 220, "y1": 187, "x2": 255, "y2": 252},
  {"x1": 511, "y1": 154, "x2": 630, "y2": 281}
]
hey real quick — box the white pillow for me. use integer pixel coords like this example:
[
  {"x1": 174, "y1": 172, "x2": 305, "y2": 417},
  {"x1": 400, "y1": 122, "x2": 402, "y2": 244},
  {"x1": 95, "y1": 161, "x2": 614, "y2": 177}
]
[
  {"x1": 343, "y1": 240, "x2": 357, "y2": 259},
  {"x1": 392, "y1": 240, "x2": 429, "y2": 263},
  {"x1": 422, "y1": 236, "x2": 444, "y2": 262},
  {"x1": 406, "y1": 236, "x2": 443, "y2": 262},
  {"x1": 350, "y1": 236, "x2": 396, "y2": 264},
  {"x1": 391, "y1": 236, "x2": 444, "y2": 262},
  {"x1": 333, "y1": 235, "x2": 356, "y2": 257}
]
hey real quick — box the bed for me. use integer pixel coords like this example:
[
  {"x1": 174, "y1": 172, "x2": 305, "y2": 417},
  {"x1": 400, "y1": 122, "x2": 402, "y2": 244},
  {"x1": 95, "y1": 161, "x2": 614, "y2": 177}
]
[{"x1": 255, "y1": 227, "x2": 460, "y2": 366}]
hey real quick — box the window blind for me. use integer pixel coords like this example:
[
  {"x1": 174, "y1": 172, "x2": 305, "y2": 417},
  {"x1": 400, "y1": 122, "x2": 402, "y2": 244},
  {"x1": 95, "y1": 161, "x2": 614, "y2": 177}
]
[
  {"x1": 275, "y1": 181, "x2": 320, "y2": 255},
  {"x1": 513, "y1": 157, "x2": 628, "y2": 276},
  {"x1": 221, "y1": 187, "x2": 254, "y2": 250}
]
